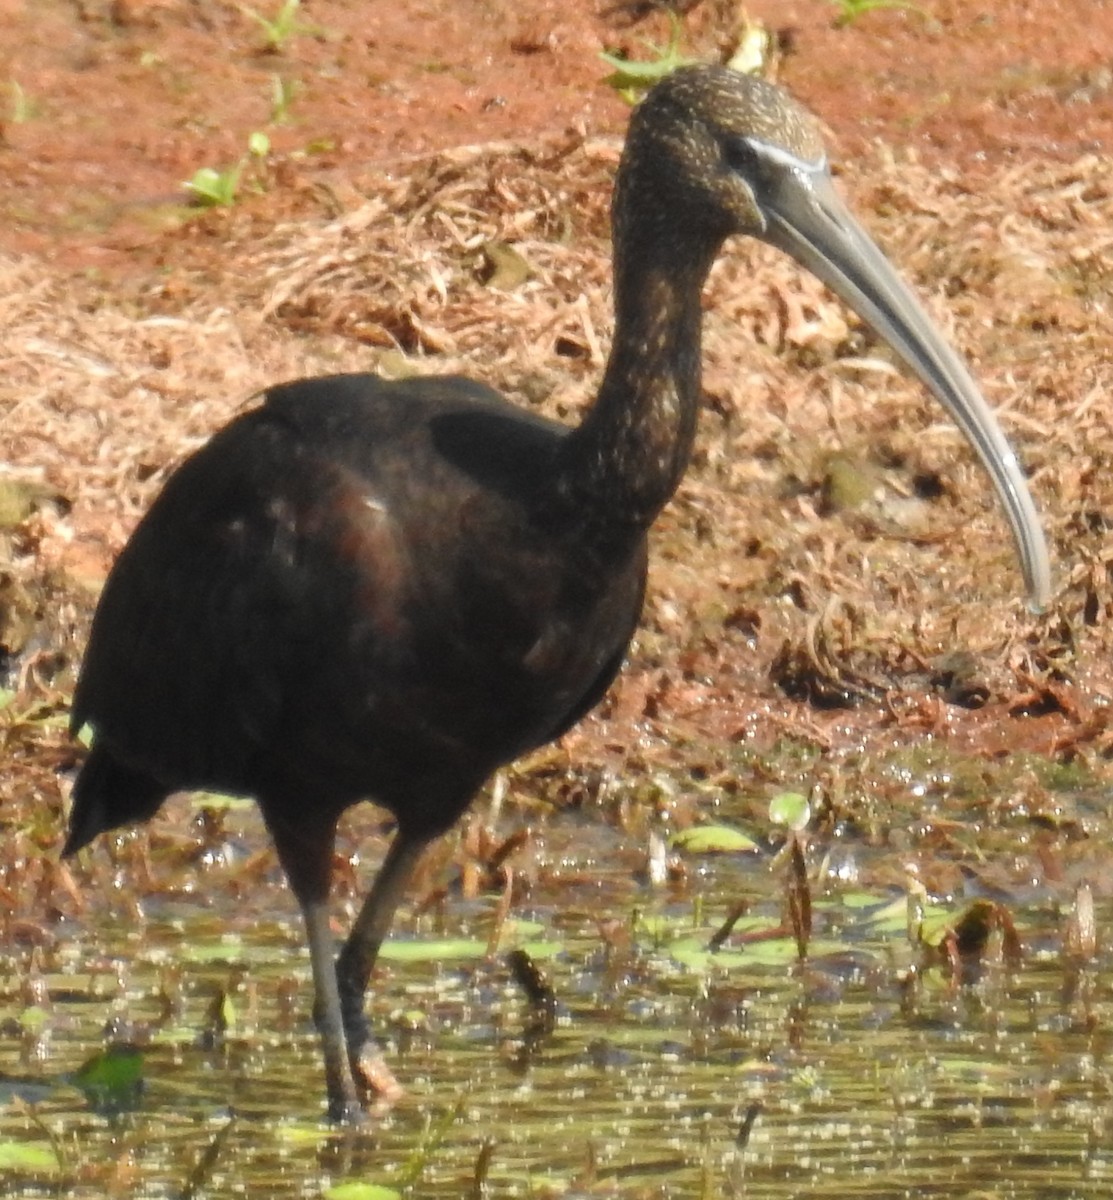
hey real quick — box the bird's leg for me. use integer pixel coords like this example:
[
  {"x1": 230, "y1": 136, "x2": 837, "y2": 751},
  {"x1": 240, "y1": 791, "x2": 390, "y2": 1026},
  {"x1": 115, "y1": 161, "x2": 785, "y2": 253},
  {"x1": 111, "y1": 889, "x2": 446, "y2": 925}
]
[
  {"x1": 300, "y1": 897, "x2": 365, "y2": 1123},
  {"x1": 269, "y1": 813, "x2": 365, "y2": 1122},
  {"x1": 336, "y1": 831, "x2": 429, "y2": 1095}
]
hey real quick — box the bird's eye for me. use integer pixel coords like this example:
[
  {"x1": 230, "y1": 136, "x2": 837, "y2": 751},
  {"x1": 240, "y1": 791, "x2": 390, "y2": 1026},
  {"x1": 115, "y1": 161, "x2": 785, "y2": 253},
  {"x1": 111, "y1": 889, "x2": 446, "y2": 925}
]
[{"x1": 723, "y1": 137, "x2": 760, "y2": 176}]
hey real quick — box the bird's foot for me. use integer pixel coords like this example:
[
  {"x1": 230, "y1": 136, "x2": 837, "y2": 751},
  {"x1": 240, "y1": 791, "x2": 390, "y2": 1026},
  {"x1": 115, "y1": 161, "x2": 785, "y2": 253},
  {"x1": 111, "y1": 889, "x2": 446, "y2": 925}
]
[
  {"x1": 327, "y1": 1096, "x2": 371, "y2": 1126},
  {"x1": 324, "y1": 1057, "x2": 399, "y2": 1125},
  {"x1": 350, "y1": 1040, "x2": 404, "y2": 1103},
  {"x1": 332, "y1": 978, "x2": 403, "y2": 1101}
]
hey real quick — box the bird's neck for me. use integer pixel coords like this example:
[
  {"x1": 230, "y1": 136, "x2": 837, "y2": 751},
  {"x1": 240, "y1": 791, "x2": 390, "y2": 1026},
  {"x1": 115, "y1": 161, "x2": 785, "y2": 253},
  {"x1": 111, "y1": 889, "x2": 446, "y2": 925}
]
[{"x1": 556, "y1": 236, "x2": 715, "y2": 546}]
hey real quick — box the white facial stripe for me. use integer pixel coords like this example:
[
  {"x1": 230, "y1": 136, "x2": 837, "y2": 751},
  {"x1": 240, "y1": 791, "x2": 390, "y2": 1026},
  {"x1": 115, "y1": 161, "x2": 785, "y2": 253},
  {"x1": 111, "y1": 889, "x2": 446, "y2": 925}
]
[{"x1": 749, "y1": 139, "x2": 828, "y2": 176}]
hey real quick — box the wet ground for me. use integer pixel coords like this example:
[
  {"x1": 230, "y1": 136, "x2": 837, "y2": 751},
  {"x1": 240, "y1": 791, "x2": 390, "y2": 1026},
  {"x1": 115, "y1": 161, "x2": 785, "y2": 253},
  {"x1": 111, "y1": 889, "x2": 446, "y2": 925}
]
[{"x1": 5, "y1": 781, "x2": 1113, "y2": 1197}]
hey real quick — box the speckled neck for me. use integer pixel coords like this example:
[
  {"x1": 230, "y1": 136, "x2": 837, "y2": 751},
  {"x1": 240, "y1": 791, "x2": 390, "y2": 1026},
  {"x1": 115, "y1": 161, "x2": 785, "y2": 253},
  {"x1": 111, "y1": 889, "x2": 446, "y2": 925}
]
[{"x1": 555, "y1": 208, "x2": 721, "y2": 549}]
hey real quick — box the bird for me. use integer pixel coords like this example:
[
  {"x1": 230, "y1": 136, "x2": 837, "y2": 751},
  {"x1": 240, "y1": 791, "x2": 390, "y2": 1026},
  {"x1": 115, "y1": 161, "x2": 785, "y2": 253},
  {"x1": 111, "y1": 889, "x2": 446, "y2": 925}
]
[{"x1": 62, "y1": 65, "x2": 1051, "y2": 1123}]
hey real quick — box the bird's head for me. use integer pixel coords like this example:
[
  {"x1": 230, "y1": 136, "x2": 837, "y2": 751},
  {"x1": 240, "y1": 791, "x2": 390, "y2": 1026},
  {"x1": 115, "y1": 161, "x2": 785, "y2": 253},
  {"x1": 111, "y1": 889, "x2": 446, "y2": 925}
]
[
  {"x1": 615, "y1": 66, "x2": 1051, "y2": 609},
  {"x1": 617, "y1": 65, "x2": 827, "y2": 245}
]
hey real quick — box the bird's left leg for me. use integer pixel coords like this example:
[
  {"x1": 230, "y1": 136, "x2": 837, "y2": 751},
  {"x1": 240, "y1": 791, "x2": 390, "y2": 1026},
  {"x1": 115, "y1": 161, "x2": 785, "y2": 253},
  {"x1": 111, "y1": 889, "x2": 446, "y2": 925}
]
[
  {"x1": 302, "y1": 895, "x2": 366, "y2": 1122},
  {"x1": 268, "y1": 812, "x2": 366, "y2": 1122},
  {"x1": 336, "y1": 830, "x2": 430, "y2": 1096}
]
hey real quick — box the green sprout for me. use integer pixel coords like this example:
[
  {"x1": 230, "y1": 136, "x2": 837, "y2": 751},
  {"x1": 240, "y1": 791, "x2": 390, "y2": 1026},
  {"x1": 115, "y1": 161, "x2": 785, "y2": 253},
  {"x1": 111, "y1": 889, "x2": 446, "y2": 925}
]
[
  {"x1": 7, "y1": 80, "x2": 35, "y2": 123},
  {"x1": 600, "y1": 12, "x2": 697, "y2": 104},
  {"x1": 269, "y1": 73, "x2": 300, "y2": 124},
  {"x1": 238, "y1": 0, "x2": 322, "y2": 53},
  {"x1": 829, "y1": 0, "x2": 929, "y2": 27},
  {"x1": 184, "y1": 131, "x2": 270, "y2": 207}
]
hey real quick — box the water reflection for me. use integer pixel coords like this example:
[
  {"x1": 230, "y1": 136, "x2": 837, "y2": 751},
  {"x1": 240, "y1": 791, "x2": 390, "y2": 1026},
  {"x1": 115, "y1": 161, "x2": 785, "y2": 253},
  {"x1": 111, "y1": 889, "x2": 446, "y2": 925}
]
[{"x1": 1, "y1": 809, "x2": 1111, "y2": 1198}]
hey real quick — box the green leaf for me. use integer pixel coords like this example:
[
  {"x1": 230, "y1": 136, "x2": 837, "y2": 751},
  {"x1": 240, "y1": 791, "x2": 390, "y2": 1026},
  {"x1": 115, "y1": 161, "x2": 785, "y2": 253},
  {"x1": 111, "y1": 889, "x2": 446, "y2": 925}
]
[
  {"x1": 837, "y1": 890, "x2": 891, "y2": 911},
  {"x1": 670, "y1": 934, "x2": 846, "y2": 971},
  {"x1": 248, "y1": 130, "x2": 270, "y2": 157},
  {"x1": 599, "y1": 13, "x2": 697, "y2": 102},
  {"x1": 218, "y1": 991, "x2": 236, "y2": 1030},
  {"x1": 599, "y1": 52, "x2": 687, "y2": 85},
  {"x1": 378, "y1": 918, "x2": 558, "y2": 963},
  {"x1": 275, "y1": 1121, "x2": 334, "y2": 1144},
  {"x1": 768, "y1": 791, "x2": 810, "y2": 831},
  {"x1": 188, "y1": 790, "x2": 252, "y2": 811},
  {"x1": 830, "y1": 0, "x2": 930, "y2": 29},
  {"x1": 187, "y1": 166, "x2": 223, "y2": 193},
  {"x1": 635, "y1": 913, "x2": 690, "y2": 942},
  {"x1": 503, "y1": 918, "x2": 545, "y2": 939},
  {"x1": 918, "y1": 905, "x2": 956, "y2": 948},
  {"x1": 0, "y1": 1140, "x2": 59, "y2": 1172},
  {"x1": 19, "y1": 1005, "x2": 49, "y2": 1033},
  {"x1": 71, "y1": 1044, "x2": 144, "y2": 1112},
  {"x1": 378, "y1": 937, "x2": 486, "y2": 962},
  {"x1": 936, "y1": 1057, "x2": 1019, "y2": 1082},
  {"x1": 185, "y1": 165, "x2": 241, "y2": 207},
  {"x1": 863, "y1": 895, "x2": 911, "y2": 931},
  {"x1": 518, "y1": 940, "x2": 562, "y2": 960},
  {"x1": 178, "y1": 934, "x2": 246, "y2": 964},
  {"x1": 670, "y1": 824, "x2": 758, "y2": 854},
  {"x1": 324, "y1": 1183, "x2": 403, "y2": 1200}
]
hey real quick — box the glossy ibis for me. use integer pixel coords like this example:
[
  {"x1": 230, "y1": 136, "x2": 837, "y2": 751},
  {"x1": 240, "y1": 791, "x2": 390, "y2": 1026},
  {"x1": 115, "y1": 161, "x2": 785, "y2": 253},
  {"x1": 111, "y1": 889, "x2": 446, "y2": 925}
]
[{"x1": 63, "y1": 66, "x2": 1051, "y2": 1122}]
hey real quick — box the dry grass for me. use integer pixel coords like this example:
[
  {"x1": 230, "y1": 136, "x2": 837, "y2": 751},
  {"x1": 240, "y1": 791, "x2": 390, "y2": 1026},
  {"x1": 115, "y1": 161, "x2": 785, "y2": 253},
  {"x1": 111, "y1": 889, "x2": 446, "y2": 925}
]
[{"x1": 3, "y1": 133, "x2": 1113, "y2": 894}]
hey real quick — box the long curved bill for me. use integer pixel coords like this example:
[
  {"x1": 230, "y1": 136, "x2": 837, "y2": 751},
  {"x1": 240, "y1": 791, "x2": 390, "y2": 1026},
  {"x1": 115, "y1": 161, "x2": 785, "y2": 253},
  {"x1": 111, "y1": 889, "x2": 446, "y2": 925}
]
[{"x1": 758, "y1": 160, "x2": 1051, "y2": 611}]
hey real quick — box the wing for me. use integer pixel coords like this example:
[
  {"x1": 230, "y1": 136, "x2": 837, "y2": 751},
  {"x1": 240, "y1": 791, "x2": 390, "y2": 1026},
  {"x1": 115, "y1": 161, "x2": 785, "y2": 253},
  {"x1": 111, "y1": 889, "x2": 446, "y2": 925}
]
[
  {"x1": 72, "y1": 406, "x2": 332, "y2": 794},
  {"x1": 71, "y1": 372, "x2": 555, "y2": 798}
]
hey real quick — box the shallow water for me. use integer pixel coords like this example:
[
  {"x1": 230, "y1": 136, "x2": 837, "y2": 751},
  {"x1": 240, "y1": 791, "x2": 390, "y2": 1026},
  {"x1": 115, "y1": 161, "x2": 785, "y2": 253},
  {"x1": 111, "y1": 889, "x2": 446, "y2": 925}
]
[{"x1": 1, "y1": 801, "x2": 1111, "y2": 1199}]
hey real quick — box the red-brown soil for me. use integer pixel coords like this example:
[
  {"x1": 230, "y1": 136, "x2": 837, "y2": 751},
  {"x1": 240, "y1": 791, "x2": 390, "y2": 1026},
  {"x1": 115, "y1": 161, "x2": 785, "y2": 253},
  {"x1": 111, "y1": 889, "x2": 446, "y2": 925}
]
[{"x1": 3, "y1": 0, "x2": 1111, "y2": 273}]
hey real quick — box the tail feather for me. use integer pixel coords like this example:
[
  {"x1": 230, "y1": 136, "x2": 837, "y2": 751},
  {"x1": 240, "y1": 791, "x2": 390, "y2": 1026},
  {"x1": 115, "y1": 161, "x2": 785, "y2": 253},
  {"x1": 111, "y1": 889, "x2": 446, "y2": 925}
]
[{"x1": 63, "y1": 744, "x2": 169, "y2": 858}]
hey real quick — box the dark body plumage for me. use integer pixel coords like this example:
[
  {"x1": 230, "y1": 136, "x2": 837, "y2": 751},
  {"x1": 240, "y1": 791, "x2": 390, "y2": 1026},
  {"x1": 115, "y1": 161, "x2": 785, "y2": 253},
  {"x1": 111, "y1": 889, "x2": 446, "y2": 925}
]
[
  {"x1": 65, "y1": 66, "x2": 1048, "y2": 1121},
  {"x1": 69, "y1": 376, "x2": 645, "y2": 866}
]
